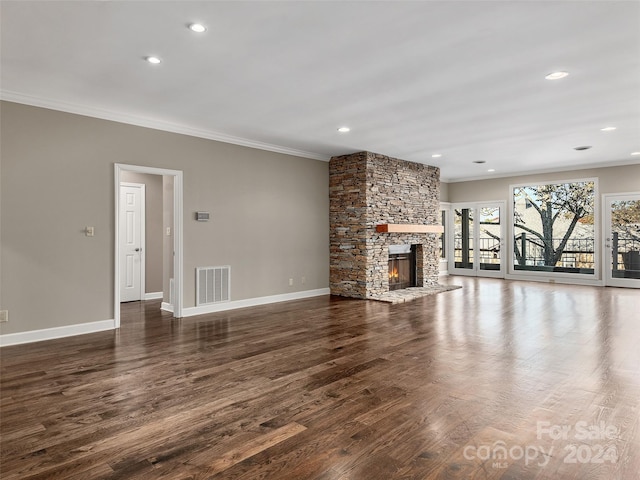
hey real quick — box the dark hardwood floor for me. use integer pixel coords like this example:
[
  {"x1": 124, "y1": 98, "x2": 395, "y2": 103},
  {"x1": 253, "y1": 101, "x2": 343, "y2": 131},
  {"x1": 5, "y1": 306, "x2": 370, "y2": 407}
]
[{"x1": 1, "y1": 277, "x2": 639, "y2": 479}]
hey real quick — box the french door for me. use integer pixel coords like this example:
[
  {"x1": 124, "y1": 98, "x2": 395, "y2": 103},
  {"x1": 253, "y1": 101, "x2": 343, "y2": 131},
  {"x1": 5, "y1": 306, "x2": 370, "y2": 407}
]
[
  {"x1": 450, "y1": 202, "x2": 506, "y2": 277},
  {"x1": 604, "y1": 193, "x2": 640, "y2": 288}
]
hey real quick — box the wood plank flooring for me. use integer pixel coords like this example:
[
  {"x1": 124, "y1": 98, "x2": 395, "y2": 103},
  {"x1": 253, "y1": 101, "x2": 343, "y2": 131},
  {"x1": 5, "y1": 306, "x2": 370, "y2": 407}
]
[{"x1": 1, "y1": 277, "x2": 639, "y2": 479}]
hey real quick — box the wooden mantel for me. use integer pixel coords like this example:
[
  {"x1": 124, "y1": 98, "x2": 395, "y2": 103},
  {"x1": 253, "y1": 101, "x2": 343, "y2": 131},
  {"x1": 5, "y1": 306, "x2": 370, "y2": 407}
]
[{"x1": 376, "y1": 224, "x2": 444, "y2": 234}]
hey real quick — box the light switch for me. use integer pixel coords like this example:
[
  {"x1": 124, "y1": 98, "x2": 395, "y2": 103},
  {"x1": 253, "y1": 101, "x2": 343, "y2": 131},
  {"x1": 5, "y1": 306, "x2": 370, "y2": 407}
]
[
  {"x1": 166, "y1": 227, "x2": 171, "y2": 236},
  {"x1": 85, "y1": 226, "x2": 95, "y2": 237}
]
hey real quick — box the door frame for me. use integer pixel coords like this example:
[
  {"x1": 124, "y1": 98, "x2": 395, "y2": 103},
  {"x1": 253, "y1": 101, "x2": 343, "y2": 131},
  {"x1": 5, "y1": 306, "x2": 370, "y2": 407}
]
[
  {"x1": 114, "y1": 164, "x2": 184, "y2": 328},
  {"x1": 448, "y1": 201, "x2": 506, "y2": 278},
  {"x1": 603, "y1": 192, "x2": 640, "y2": 288},
  {"x1": 119, "y1": 182, "x2": 146, "y2": 302}
]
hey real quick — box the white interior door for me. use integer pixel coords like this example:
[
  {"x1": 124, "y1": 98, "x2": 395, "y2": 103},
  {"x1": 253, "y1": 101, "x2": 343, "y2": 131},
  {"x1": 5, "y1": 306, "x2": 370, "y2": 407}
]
[
  {"x1": 119, "y1": 183, "x2": 145, "y2": 302},
  {"x1": 604, "y1": 193, "x2": 640, "y2": 288},
  {"x1": 450, "y1": 202, "x2": 506, "y2": 278}
]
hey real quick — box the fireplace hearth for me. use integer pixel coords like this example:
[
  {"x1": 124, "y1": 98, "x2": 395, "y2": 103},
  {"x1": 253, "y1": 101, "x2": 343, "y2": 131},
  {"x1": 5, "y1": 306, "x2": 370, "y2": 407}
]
[{"x1": 388, "y1": 245, "x2": 416, "y2": 291}]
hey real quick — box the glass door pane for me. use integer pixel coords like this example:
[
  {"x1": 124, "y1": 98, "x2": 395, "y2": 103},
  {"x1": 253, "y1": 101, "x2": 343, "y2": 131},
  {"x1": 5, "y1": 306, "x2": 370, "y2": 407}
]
[
  {"x1": 479, "y1": 205, "x2": 502, "y2": 271},
  {"x1": 454, "y1": 208, "x2": 474, "y2": 270},
  {"x1": 606, "y1": 195, "x2": 640, "y2": 288},
  {"x1": 439, "y1": 207, "x2": 448, "y2": 275}
]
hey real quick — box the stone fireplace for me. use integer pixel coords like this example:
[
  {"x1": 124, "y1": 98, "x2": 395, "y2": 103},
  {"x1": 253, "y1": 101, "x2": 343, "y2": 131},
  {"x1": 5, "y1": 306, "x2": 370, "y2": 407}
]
[{"x1": 329, "y1": 151, "x2": 441, "y2": 299}]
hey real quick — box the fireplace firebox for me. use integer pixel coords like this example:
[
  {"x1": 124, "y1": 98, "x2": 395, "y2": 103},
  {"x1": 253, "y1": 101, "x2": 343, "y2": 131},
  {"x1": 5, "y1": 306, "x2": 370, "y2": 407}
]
[{"x1": 388, "y1": 245, "x2": 417, "y2": 291}]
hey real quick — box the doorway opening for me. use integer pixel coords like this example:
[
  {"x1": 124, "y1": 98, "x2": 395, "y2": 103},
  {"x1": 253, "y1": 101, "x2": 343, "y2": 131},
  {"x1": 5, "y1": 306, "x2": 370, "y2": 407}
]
[{"x1": 114, "y1": 164, "x2": 183, "y2": 328}]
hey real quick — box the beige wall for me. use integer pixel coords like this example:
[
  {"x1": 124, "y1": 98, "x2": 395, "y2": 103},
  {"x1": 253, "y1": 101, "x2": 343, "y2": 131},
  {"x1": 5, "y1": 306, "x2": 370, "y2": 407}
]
[
  {"x1": 439, "y1": 181, "x2": 449, "y2": 202},
  {"x1": 0, "y1": 101, "x2": 329, "y2": 335},
  {"x1": 447, "y1": 164, "x2": 640, "y2": 203},
  {"x1": 120, "y1": 171, "x2": 164, "y2": 294}
]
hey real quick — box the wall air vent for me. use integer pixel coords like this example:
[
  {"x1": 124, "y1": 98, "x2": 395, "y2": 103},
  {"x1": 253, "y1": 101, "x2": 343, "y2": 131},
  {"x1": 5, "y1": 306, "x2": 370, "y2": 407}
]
[{"x1": 196, "y1": 266, "x2": 230, "y2": 305}]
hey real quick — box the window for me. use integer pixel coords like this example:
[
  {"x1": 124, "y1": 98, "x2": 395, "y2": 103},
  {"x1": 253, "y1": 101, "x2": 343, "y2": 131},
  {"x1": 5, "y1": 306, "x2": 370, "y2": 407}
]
[
  {"x1": 609, "y1": 200, "x2": 640, "y2": 279},
  {"x1": 512, "y1": 180, "x2": 595, "y2": 275},
  {"x1": 453, "y1": 208, "x2": 474, "y2": 268},
  {"x1": 440, "y1": 209, "x2": 446, "y2": 258},
  {"x1": 479, "y1": 206, "x2": 501, "y2": 271},
  {"x1": 439, "y1": 204, "x2": 451, "y2": 275}
]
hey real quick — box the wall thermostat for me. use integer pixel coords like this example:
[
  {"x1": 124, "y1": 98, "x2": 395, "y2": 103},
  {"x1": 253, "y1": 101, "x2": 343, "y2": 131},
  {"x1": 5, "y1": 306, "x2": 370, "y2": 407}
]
[{"x1": 195, "y1": 211, "x2": 210, "y2": 221}]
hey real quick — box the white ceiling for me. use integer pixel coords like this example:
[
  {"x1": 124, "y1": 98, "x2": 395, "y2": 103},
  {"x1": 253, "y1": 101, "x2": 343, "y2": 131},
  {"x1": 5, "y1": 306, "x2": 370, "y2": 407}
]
[{"x1": 1, "y1": 1, "x2": 639, "y2": 181}]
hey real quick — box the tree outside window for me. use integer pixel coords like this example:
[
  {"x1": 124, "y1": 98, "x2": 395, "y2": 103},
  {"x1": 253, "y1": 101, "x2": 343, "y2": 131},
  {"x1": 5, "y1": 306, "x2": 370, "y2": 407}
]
[
  {"x1": 610, "y1": 200, "x2": 640, "y2": 278},
  {"x1": 513, "y1": 180, "x2": 595, "y2": 274}
]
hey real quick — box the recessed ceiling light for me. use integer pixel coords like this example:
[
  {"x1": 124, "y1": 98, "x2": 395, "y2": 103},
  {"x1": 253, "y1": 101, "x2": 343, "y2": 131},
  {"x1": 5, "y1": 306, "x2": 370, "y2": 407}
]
[
  {"x1": 145, "y1": 56, "x2": 162, "y2": 64},
  {"x1": 545, "y1": 71, "x2": 569, "y2": 80},
  {"x1": 631, "y1": 152, "x2": 640, "y2": 156},
  {"x1": 431, "y1": 154, "x2": 442, "y2": 158},
  {"x1": 472, "y1": 160, "x2": 486, "y2": 164},
  {"x1": 600, "y1": 126, "x2": 617, "y2": 132},
  {"x1": 337, "y1": 126, "x2": 350, "y2": 133},
  {"x1": 574, "y1": 145, "x2": 592, "y2": 151},
  {"x1": 189, "y1": 23, "x2": 207, "y2": 33},
  {"x1": 487, "y1": 169, "x2": 496, "y2": 172}
]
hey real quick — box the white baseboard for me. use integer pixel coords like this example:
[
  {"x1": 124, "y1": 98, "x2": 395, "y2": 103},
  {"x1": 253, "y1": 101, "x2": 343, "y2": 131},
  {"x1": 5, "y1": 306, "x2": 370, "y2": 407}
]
[
  {"x1": 161, "y1": 302, "x2": 174, "y2": 313},
  {"x1": 0, "y1": 319, "x2": 115, "y2": 347},
  {"x1": 144, "y1": 292, "x2": 164, "y2": 300},
  {"x1": 182, "y1": 288, "x2": 330, "y2": 318},
  {"x1": 0, "y1": 289, "x2": 329, "y2": 346}
]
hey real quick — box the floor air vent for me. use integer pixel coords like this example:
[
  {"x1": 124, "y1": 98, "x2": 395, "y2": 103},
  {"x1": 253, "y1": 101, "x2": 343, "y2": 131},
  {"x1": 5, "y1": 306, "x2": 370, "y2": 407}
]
[{"x1": 196, "y1": 266, "x2": 231, "y2": 305}]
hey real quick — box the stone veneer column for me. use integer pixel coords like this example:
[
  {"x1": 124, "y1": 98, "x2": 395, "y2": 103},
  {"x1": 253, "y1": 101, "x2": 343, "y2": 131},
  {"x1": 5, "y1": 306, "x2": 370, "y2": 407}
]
[
  {"x1": 330, "y1": 151, "x2": 441, "y2": 299},
  {"x1": 329, "y1": 152, "x2": 369, "y2": 298}
]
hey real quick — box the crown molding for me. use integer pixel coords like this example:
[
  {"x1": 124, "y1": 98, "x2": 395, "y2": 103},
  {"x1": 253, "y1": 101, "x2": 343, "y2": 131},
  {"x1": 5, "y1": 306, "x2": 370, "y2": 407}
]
[{"x1": 0, "y1": 90, "x2": 330, "y2": 162}]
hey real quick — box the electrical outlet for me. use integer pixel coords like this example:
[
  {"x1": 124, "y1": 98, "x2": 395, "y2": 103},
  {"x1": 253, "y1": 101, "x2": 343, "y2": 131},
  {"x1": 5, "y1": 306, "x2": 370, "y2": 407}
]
[
  {"x1": 301, "y1": 276, "x2": 306, "y2": 285},
  {"x1": 289, "y1": 278, "x2": 294, "y2": 286},
  {"x1": 166, "y1": 227, "x2": 171, "y2": 236},
  {"x1": 0, "y1": 310, "x2": 8, "y2": 323},
  {"x1": 85, "y1": 226, "x2": 95, "y2": 237}
]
